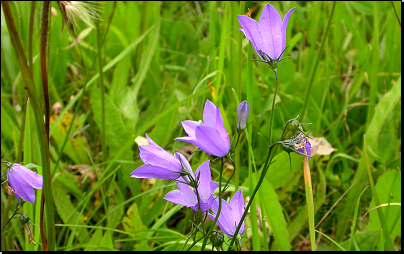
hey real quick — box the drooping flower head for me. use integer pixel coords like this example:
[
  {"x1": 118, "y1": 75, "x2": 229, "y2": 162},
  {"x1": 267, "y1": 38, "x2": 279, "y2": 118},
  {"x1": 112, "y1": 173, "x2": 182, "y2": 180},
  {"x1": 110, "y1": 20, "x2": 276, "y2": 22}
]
[
  {"x1": 208, "y1": 190, "x2": 245, "y2": 238},
  {"x1": 131, "y1": 134, "x2": 188, "y2": 180},
  {"x1": 7, "y1": 163, "x2": 43, "y2": 205},
  {"x1": 238, "y1": 4, "x2": 295, "y2": 69},
  {"x1": 237, "y1": 101, "x2": 250, "y2": 133},
  {"x1": 175, "y1": 100, "x2": 230, "y2": 158},
  {"x1": 164, "y1": 160, "x2": 218, "y2": 212}
]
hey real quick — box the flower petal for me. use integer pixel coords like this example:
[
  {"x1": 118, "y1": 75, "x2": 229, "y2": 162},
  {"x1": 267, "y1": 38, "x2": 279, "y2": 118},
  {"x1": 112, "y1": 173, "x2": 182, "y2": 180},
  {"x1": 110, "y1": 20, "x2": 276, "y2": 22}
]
[
  {"x1": 8, "y1": 169, "x2": 37, "y2": 205},
  {"x1": 237, "y1": 15, "x2": 265, "y2": 60},
  {"x1": 131, "y1": 164, "x2": 180, "y2": 179},
  {"x1": 194, "y1": 160, "x2": 212, "y2": 200},
  {"x1": 145, "y1": 133, "x2": 158, "y2": 147},
  {"x1": 210, "y1": 198, "x2": 236, "y2": 238},
  {"x1": 164, "y1": 189, "x2": 197, "y2": 208},
  {"x1": 180, "y1": 120, "x2": 201, "y2": 138},
  {"x1": 280, "y1": 8, "x2": 295, "y2": 59},
  {"x1": 139, "y1": 145, "x2": 181, "y2": 169},
  {"x1": 259, "y1": 4, "x2": 283, "y2": 59},
  {"x1": 202, "y1": 100, "x2": 218, "y2": 127},
  {"x1": 195, "y1": 125, "x2": 229, "y2": 157},
  {"x1": 305, "y1": 140, "x2": 312, "y2": 159},
  {"x1": 176, "y1": 181, "x2": 198, "y2": 205},
  {"x1": 174, "y1": 152, "x2": 195, "y2": 183},
  {"x1": 214, "y1": 105, "x2": 231, "y2": 152},
  {"x1": 230, "y1": 190, "x2": 245, "y2": 233},
  {"x1": 11, "y1": 164, "x2": 42, "y2": 189}
]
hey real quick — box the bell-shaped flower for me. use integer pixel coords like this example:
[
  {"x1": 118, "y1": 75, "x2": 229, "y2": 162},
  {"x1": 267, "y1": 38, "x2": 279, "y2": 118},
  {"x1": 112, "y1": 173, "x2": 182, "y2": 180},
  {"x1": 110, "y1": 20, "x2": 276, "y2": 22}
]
[
  {"x1": 175, "y1": 100, "x2": 230, "y2": 158},
  {"x1": 164, "y1": 160, "x2": 218, "y2": 212},
  {"x1": 237, "y1": 101, "x2": 250, "y2": 133},
  {"x1": 238, "y1": 4, "x2": 295, "y2": 67},
  {"x1": 7, "y1": 163, "x2": 43, "y2": 205},
  {"x1": 208, "y1": 190, "x2": 245, "y2": 238},
  {"x1": 131, "y1": 134, "x2": 186, "y2": 180}
]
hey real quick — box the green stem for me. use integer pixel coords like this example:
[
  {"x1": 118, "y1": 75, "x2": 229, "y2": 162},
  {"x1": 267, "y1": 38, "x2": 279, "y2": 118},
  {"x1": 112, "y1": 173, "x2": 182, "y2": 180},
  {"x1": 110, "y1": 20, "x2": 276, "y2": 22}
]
[
  {"x1": 300, "y1": 1, "x2": 336, "y2": 121},
  {"x1": 228, "y1": 69, "x2": 281, "y2": 249},
  {"x1": 268, "y1": 69, "x2": 278, "y2": 144},
  {"x1": 2, "y1": 2, "x2": 55, "y2": 250},
  {"x1": 303, "y1": 148, "x2": 316, "y2": 251},
  {"x1": 390, "y1": 1, "x2": 401, "y2": 27},
  {"x1": 200, "y1": 157, "x2": 224, "y2": 251},
  {"x1": 96, "y1": 18, "x2": 107, "y2": 164},
  {"x1": 227, "y1": 144, "x2": 278, "y2": 250}
]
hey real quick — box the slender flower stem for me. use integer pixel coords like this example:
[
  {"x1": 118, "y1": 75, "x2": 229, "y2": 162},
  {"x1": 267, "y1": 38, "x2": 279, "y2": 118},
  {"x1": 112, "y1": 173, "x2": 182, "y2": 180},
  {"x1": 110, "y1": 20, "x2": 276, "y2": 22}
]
[
  {"x1": 228, "y1": 69, "x2": 281, "y2": 249},
  {"x1": 96, "y1": 18, "x2": 107, "y2": 164},
  {"x1": 39, "y1": 2, "x2": 51, "y2": 249},
  {"x1": 227, "y1": 144, "x2": 279, "y2": 250},
  {"x1": 200, "y1": 157, "x2": 224, "y2": 251},
  {"x1": 40, "y1": 1, "x2": 50, "y2": 142},
  {"x1": 268, "y1": 69, "x2": 278, "y2": 144},
  {"x1": 303, "y1": 146, "x2": 316, "y2": 251}
]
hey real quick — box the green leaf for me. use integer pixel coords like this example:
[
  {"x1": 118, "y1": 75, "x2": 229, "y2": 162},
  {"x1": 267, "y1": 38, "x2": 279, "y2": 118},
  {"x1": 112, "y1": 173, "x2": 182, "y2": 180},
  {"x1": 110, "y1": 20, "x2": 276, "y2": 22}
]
[
  {"x1": 366, "y1": 170, "x2": 401, "y2": 240},
  {"x1": 53, "y1": 182, "x2": 88, "y2": 240},
  {"x1": 84, "y1": 229, "x2": 103, "y2": 251},
  {"x1": 253, "y1": 176, "x2": 292, "y2": 250},
  {"x1": 122, "y1": 201, "x2": 147, "y2": 233}
]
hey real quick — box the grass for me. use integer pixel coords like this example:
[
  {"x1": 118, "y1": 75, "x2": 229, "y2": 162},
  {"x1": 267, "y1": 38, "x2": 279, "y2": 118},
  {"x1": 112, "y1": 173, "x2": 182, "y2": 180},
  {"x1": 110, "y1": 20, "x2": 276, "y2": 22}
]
[{"x1": 1, "y1": 1, "x2": 401, "y2": 251}]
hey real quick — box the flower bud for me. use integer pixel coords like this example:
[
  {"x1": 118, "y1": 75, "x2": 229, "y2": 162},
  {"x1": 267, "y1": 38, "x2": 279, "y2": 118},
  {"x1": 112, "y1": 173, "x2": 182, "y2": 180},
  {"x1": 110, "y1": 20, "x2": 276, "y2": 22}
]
[
  {"x1": 20, "y1": 214, "x2": 30, "y2": 225},
  {"x1": 237, "y1": 101, "x2": 250, "y2": 133},
  {"x1": 210, "y1": 230, "x2": 224, "y2": 249}
]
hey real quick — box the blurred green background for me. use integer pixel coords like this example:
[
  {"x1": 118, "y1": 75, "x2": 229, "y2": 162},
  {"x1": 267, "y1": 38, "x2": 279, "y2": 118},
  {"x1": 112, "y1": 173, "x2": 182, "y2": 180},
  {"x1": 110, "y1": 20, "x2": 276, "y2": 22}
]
[{"x1": 1, "y1": 1, "x2": 401, "y2": 251}]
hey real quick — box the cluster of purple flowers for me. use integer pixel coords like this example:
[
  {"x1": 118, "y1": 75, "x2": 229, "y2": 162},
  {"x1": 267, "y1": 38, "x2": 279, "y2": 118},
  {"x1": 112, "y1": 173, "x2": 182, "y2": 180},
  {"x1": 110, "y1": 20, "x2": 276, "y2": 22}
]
[
  {"x1": 130, "y1": 4, "x2": 313, "y2": 240},
  {"x1": 131, "y1": 99, "x2": 245, "y2": 238}
]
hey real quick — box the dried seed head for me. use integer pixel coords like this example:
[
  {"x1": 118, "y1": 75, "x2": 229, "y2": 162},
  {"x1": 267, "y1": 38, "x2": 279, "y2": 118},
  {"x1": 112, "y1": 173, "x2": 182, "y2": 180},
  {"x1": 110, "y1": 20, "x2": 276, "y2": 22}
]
[{"x1": 58, "y1": 1, "x2": 102, "y2": 35}]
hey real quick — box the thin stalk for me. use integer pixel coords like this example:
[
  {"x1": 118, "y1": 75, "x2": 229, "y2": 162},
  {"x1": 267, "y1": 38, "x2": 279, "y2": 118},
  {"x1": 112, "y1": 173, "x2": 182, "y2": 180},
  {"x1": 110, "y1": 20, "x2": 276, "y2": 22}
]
[
  {"x1": 200, "y1": 157, "x2": 224, "y2": 251},
  {"x1": 300, "y1": 1, "x2": 336, "y2": 121},
  {"x1": 303, "y1": 146, "x2": 316, "y2": 251},
  {"x1": 268, "y1": 69, "x2": 278, "y2": 144},
  {"x1": 390, "y1": 1, "x2": 401, "y2": 27},
  {"x1": 96, "y1": 17, "x2": 107, "y2": 164},
  {"x1": 40, "y1": 1, "x2": 50, "y2": 141},
  {"x1": 234, "y1": 1, "x2": 244, "y2": 194},
  {"x1": 227, "y1": 144, "x2": 280, "y2": 250},
  {"x1": 234, "y1": 137, "x2": 240, "y2": 193},
  {"x1": 237, "y1": 1, "x2": 245, "y2": 100},
  {"x1": 39, "y1": 2, "x2": 51, "y2": 250}
]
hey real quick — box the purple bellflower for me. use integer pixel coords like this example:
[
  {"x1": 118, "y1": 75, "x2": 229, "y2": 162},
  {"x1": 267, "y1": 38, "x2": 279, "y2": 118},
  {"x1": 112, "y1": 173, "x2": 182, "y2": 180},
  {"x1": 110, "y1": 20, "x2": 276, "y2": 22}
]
[
  {"x1": 131, "y1": 134, "x2": 187, "y2": 180},
  {"x1": 175, "y1": 100, "x2": 230, "y2": 158},
  {"x1": 297, "y1": 139, "x2": 311, "y2": 160},
  {"x1": 208, "y1": 190, "x2": 245, "y2": 238},
  {"x1": 237, "y1": 101, "x2": 250, "y2": 133},
  {"x1": 164, "y1": 160, "x2": 218, "y2": 212},
  {"x1": 238, "y1": 4, "x2": 295, "y2": 68},
  {"x1": 7, "y1": 164, "x2": 43, "y2": 205}
]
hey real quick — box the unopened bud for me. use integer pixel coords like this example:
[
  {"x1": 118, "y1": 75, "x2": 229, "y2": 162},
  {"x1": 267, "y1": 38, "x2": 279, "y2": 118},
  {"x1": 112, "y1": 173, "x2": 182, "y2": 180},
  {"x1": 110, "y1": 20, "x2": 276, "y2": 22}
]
[
  {"x1": 20, "y1": 214, "x2": 30, "y2": 225},
  {"x1": 210, "y1": 230, "x2": 224, "y2": 249},
  {"x1": 237, "y1": 101, "x2": 250, "y2": 133}
]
